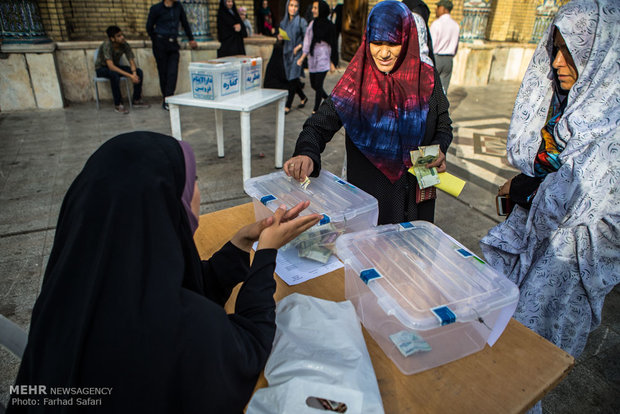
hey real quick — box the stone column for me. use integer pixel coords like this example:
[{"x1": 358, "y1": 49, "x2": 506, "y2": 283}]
[
  {"x1": 459, "y1": 0, "x2": 492, "y2": 43},
  {"x1": 179, "y1": 0, "x2": 212, "y2": 41},
  {"x1": 530, "y1": 0, "x2": 559, "y2": 44},
  {"x1": 0, "y1": 0, "x2": 51, "y2": 44}
]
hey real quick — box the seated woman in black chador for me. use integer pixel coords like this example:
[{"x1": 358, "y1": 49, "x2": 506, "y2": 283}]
[{"x1": 7, "y1": 131, "x2": 319, "y2": 413}]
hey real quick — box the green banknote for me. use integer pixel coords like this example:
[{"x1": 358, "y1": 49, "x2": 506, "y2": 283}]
[{"x1": 410, "y1": 145, "x2": 441, "y2": 189}]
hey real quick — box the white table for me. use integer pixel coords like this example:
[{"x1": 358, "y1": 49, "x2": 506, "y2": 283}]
[{"x1": 166, "y1": 89, "x2": 288, "y2": 182}]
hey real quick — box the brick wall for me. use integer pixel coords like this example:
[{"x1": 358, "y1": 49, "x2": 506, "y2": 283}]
[
  {"x1": 37, "y1": 0, "x2": 69, "y2": 41},
  {"x1": 35, "y1": 0, "x2": 566, "y2": 43},
  {"x1": 37, "y1": 0, "x2": 259, "y2": 42}
]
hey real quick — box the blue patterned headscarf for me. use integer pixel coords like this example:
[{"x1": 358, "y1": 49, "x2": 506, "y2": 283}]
[{"x1": 330, "y1": 0, "x2": 434, "y2": 183}]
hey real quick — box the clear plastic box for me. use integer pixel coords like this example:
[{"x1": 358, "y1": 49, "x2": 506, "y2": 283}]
[
  {"x1": 189, "y1": 60, "x2": 241, "y2": 100},
  {"x1": 215, "y1": 56, "x2": 263, "y2": 94},
  {"x1": 335, "y1": 222, "x2": 519, "y2": 375},
  {"x1": 244, "y1": 170, "x2": 378, "y2": 263}
]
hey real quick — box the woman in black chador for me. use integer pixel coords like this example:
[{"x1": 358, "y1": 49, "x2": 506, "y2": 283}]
[
  {"x1": 7, "y1": 132, "x2": 319, "y2": 413},
  {"x1": 217, "y1": 0, "x2": 248, "y2": 57}
]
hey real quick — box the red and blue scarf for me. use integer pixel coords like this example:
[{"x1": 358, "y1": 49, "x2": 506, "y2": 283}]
[{"x1": 331, "y1": 0, "x2": 434, "y2": 183}]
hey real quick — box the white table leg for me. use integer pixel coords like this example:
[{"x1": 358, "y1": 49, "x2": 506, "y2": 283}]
[
  {"x1": 169, "y1": 104, "x2": 182, "y2": 140},
  {"x1": 275, "y1": 97, "x2": 285, "y2": 169},
  {"x1": 240, "y1": 111, "x2": 252, "y2": 182},
  {"x1": 214, "y1": 109, "x2": 225, "y2": 158}
]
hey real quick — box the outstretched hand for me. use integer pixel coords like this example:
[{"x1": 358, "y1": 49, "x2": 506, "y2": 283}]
[
  {"x1": 257, "y1": 202, "x2": 321, "y2": 250},
  {"x1": 230, "y1": 201, "x2": 319, "y2": 252}
]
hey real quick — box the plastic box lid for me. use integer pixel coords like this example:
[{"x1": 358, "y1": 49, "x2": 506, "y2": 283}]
[
  {"x1": 335, "y1": 221, "x2": 519, "y2": 331},
  {"x1": 189, "y1": 60, "x2": 239, "y2": 70},
  {"x1": 244, "y1": 170, "x2": 378, "y2": 224}
]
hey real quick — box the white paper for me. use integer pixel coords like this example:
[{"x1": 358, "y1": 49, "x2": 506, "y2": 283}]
[
  {"x1": 253, "y1": 242, "x2": 343, "y2": 285},
  {"x1": 487, "y1": 300, "x2": 518, "y2": 346}
]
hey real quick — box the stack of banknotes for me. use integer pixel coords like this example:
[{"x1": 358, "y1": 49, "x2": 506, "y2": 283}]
[
  {"x1": 410, "y1": 145, "x2": 441, "y2": 189},
  {"x1": 290, "y1": 222, "x2": 344, "y2": 263}
]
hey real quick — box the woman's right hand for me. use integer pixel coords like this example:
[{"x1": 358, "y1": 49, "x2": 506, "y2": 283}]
[
  {"x1": 296, "y1": 57, "x2": 304, "y2": 66},
  {"x1": 283, "y1": 155, "x2": 314, "y2": 181},
  {"x1": 257, "y1": 203, "x2": 321, "y2": 250},
  {"x1": 234, "y1": 23, "x2": 241, "y2": 32}
]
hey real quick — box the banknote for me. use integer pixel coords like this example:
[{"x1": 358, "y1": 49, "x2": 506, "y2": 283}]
[
  {"x1": 292, "y1": 222, "x2": 345, "y2": 263},
  {"x1": 410, "y1": 145, "x2": 441, "y2": 189}
]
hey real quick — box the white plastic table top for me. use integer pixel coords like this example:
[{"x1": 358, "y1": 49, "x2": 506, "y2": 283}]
[{"x1": 165, "y1": 89, "x2": 288, "y2": 182}]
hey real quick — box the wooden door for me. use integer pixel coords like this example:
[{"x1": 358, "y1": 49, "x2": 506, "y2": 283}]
[{"x1": 341, "y1": 0, "x2": 368, "y2": 60}]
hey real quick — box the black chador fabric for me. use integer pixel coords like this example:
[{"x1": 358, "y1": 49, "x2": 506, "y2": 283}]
[
  {"x1": 8, "y1": 132, "x2": 277, "y2": 413},
  {"x1": 217, "y1": 0, "x2": 247, "y2": 57}
]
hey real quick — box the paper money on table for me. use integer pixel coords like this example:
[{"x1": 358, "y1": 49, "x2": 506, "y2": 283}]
[
  {"x1": 410, "y1": 145, "x2": 441, "y2": 189},
  {"x1": 291, "y1": 222, "x2": 345, "y2": 264}
]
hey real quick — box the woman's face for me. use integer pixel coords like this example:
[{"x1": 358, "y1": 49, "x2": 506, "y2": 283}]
[
  {"x1": 552, "y1": 30, "x2": 578, "y2": 91},
  {"x1": 263, "y1": 0, "x2": 268, "y2": 8},
  {"x1": 225, "y1": 0, "x2": 233, "y2": 9},
  {"x1": 312, "y1": 2, "x2": 319, "y2": 18},
  {"x1": 369, "y1": 41, "x2": 402, "y2": 73},
  {"x1": 288, "y1": 0, "x2": 299, "y2": 17},
  {"x1": 191, "y1": 181, "x2": 200, "y2": 221}
]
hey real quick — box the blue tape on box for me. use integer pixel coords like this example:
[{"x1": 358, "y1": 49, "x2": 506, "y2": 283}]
[
  {"x1": 360, "y1": 268, "x2": 383, "y2": 285},
  {"x1": 319, "y1": 214, "x2": 331, "y2": 225},
  {"x1": 260, "y1": 195, "x2": 276, "y2": 205},
  {"x1": 399, "y1": 222, "x2": 415, "y2": 229},
  {"x1": 432, "y1": 306, "x2": 456, "y2": 326},
  {"x1": 456, "y1": 248, "x2": 473, "y2": 258}
]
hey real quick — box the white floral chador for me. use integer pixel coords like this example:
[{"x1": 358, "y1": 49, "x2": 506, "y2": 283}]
[{"x1": 480, "y1": 0, "x2": 620, "y2": 358}]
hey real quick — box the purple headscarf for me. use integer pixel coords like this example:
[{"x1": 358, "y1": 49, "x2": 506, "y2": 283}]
[{"x1": 178, "y1": 141, "x2": 199, "y2": 234}]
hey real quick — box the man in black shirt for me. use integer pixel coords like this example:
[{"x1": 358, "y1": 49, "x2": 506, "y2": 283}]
[{"x1": 147, "y1": 0, "x2": 198, "y2": 110}]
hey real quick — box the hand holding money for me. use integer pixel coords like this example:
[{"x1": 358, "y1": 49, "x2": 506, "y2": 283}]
[
  {"x1": 283, "y1": 155, "x2": 314, "y2": 182},
  {"x1": 410, "y1": 145, "x2": 447, "y2": 189}
]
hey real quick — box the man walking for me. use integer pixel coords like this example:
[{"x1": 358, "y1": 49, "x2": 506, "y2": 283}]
[
  {"x1": 95, "y1": 26, "x2": 149, "y2": 114},
  {"x1": 147, "y1": 0, "x2": 198, "y2": 110},
  {"x1": 430, "y1": 0, "x2": 459, "y2": 93}
]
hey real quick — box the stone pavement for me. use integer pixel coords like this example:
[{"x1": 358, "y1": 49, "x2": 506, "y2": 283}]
[{"x1": 0, "y1": 70, "x2": 618, "y2": 413}]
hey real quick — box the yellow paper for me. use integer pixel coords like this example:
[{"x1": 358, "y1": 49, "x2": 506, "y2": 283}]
[
  {"x1": 279, "y1": 28, "x2": 290, "y2": 41},
  {"x1": 408, "y1": 168, "x2": 466, "y2": 198}
]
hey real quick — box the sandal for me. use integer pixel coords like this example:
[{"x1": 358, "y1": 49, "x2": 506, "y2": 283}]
[{"x1": 297, "y1": 98, "x2": 308, "y2": 108}]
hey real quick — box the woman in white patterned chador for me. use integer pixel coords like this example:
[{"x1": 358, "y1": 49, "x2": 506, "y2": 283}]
[{"x1": 481, "y1": 0, "x2": 619, "y2": 359}]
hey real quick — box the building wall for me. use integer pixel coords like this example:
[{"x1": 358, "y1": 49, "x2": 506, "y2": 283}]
[
  {"x1": 34, "y1": 0, "x2": 566, "y2": 44},
  {"x1": 35, "y1": 0, "x2": 258, "y2": 42}
]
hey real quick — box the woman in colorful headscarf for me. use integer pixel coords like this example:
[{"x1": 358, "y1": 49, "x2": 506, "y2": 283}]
[
  {"x1": 7, "y1": 132, "x2": 320, "y2": 413},
  {"x1": 284, "y1": 0, "x2": 452, "y2": 225},
  {"x1": 481, "y1": 0, "x2": 619, "y2": 363},
  {"x1": 279, "y1": 0, "x2": 308, "y2": 114},
  {"x1": 297, "y1": 0, "x2": 339, "y2": 113},
  {"x1": 217, "y1": 0, "x2": 247, "y2": 57}
]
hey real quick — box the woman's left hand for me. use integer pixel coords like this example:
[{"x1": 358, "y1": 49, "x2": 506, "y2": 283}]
[
  {"x1": 294, "y1": 44, "x2": 302, "y2": 54},
  {"x1": 230, "y1": 201, "x2": 312, "y2": 252},
  {"x1": 296, "y1": 57, "x2": 304, "y2": 67},
  {"x1": 425, "y1": 149, "x2": 447, "y2": 173},
  {"x1": 234, "y1": 23, "x2": 241, "y2": 32}
]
